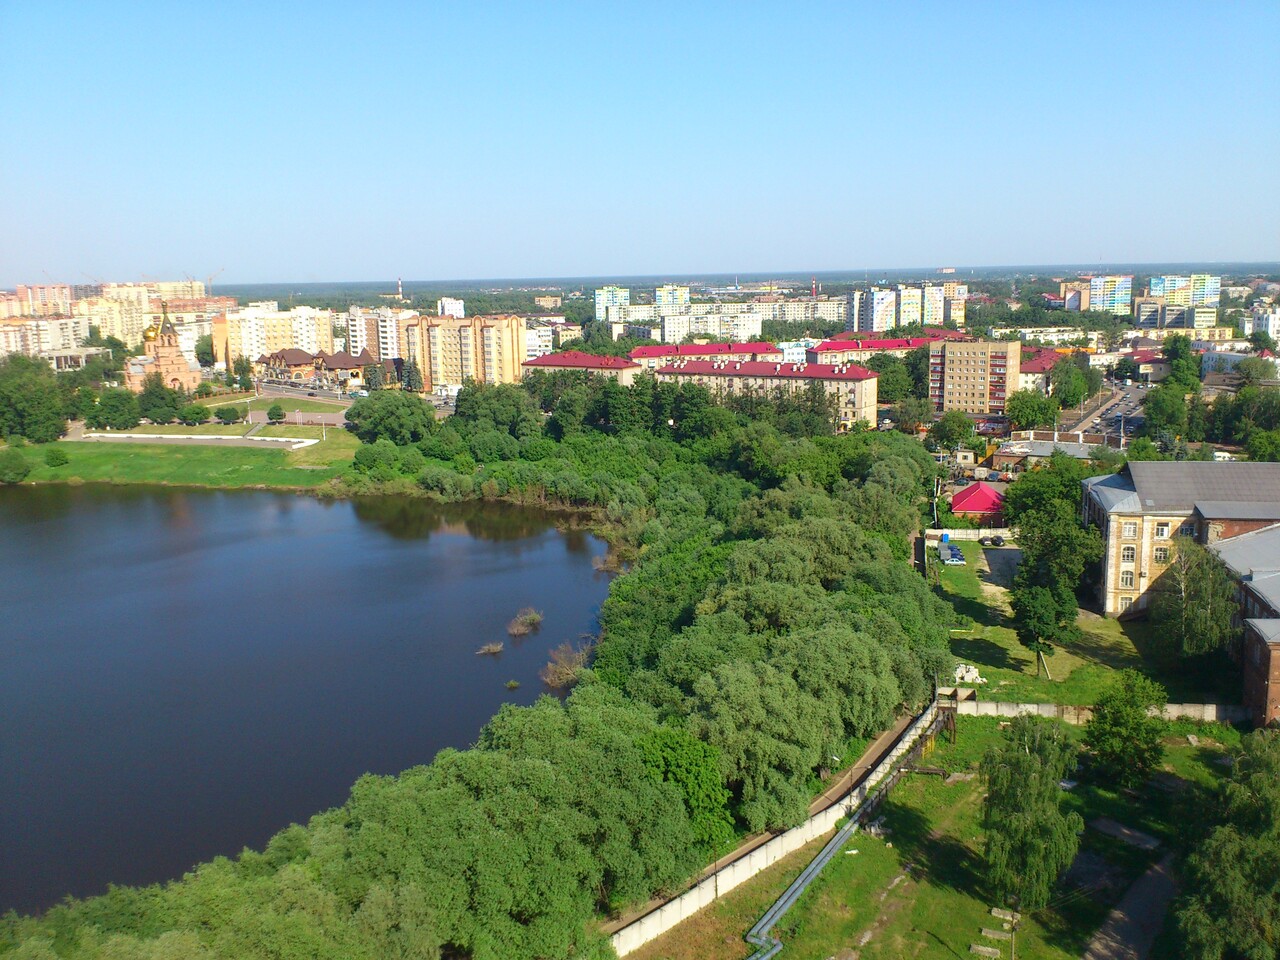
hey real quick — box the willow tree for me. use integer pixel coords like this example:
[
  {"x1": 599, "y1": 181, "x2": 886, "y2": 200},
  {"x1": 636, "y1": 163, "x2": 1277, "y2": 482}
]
[
  {"x1": 1151, "y1": 536, "x2": 1241, "y2": 657},
  {"x1": 981, "y1": 716, "x2": 1083, "y2": 911}
]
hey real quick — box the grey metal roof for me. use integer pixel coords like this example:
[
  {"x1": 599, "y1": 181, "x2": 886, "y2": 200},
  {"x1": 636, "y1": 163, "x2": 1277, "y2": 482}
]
[
  {"x1": 1194, "y1": 502, "x2": 1280, "y2": 521},
  {"x1": 1246, "y1": 618, "x2": 1280, "y2": 643},
  {"x1": 1126, "y1": 461, "x2": 1280, "y2": 512},
  {"x1": 1211, "y1": 524, "x2": 1280, "y2": 614},
  {"x1": 1083, "y1": 472, "x2": 1141, "y2": 514}
]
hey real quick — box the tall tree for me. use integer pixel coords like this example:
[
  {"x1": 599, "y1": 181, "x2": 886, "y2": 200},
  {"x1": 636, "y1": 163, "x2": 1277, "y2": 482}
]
[
  {"x1": 402, "y1": 359, "x2": 425, "y2": 393},
  {"x1": 1150, "y1": 537, "x2": 1242, "y2": 657},
  {"x1": 981, "y1": 716, "x2": 1084, "y2": 911},
  {"x1": 1083, "y1": 670, "x2": 1167, "y2": 787},
  {"x1": 363, "y1": 363, "x2": 385, "y2": 391},
  {"x1": 1006, "y1": 389, "x2": 1059, "y2": 430},
  {"x1": 1176, "y1": 729, "x2": 1280, "y2": 960},
  {"x1": 194, "y1": 334, "x2": 215, "y2": 367}
]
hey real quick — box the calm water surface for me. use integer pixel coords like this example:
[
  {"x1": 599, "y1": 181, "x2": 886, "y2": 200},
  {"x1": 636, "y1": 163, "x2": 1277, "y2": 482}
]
[{"x1": 0, "y1": 486, "x2": 609, "y2": 914}]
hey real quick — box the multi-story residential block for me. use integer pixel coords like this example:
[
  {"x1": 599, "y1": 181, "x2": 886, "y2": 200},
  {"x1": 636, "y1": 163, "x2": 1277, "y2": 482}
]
[
  {"x1": 844, "y1": 290, "x2": 863, "y2": 332},
  {"x1": 437, "y1": 297, "x2": 466, "y2": 319},
  {"x1": 1082, "y1": 461, "x2": 1280, "y2": 617},
  {"x1": 922, "y1": 284, "x2": 946, "y2": 327},
  {"x1": 522, "y1": 350, "x2": 641, "y2": 385},
  {"x1": 858, "y1": 288, "x2": 898, "y2": 333},
  {"x1": 1189, "y1": 305, "x2": 1218, "y2": 329},
  {"x1": 991, "y1": 326, "x2": 1099, "y2": 348},
  {"x1": 1132, "y1": 297, "x2": 1163, "y2": 328},
  {"x1": 655, "y1": 284, "x2": 690, "y2": 307},
  {"x1": 594, "y1": 286, "x2": 630, "y2": 322},
  {"x1": 401, "y1": 314, "x2": 526, "y2": 391},
  {"x1": 1088, "y1": 275, "x2": 1134, "y2": 316},
  {"x1": 533, "y1": 295, "x2": 562, "y2": 310},
  {"x1": 1149, "y1": 274, "x2": 1221, "y2": 307},
  {"x1": 755, "y1": 298, "x2": 846, "y2": 325},
  {"x1": 0, "y1": 314, "x2": 91, "y2": 358},
  {"x1": 1059, "y1": 281, "x2": 1091, "y2": 312},
  {"x1": 526, "y1": 325, "x2": 556, "y2": 360},
  {"x1": 928, "y1": 340, "x2": 1020, "y2": 415},
  {"x1": 657, "y1": 309, "x2": 763, "y2": 344},
  {"x1": 655, "y1": 358, "x2": 879, "y2": 429},
  {"x1": 1018, "y1": 349, "x2": 1058, "y2": 394},
  {"x1": 942, "y1": 282, "x2": 969, "y2": 300},
  {"x1": 896, "y1": 286, "x2": 923, "y2": 327},
  {"x1": 215, "y1": 302, "x2": 335, "y2": 366},
  {"x1": 628, "y1": 341, "x2": 783, "y2": 372},
  {"x1": 1245, "y1": 306, "x2": 1280, "y2": 340},
  {"x1": 944, "y1": 296, "x2": 966, "y2": 328},
  {"x1": 776, "y1": 338, "x2": 822, "y2": 363},
  {"x1": 807, "y1": 334, "x2": 952, "y2": 365},
  {"x1": 14, "y1": 284, "x2": 73, "y2": 316}
]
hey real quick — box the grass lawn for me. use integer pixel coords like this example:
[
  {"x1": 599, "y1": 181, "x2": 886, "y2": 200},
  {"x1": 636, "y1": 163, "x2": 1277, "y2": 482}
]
[
  {"x1": 14, "y1": 439, "x2": 352, "y2": 487},
  {"x1": 934, "y1": 548, "x2": 1238, "y2": 705},
  {"x1": 725, "y1": 716, "x2": 1232, "y2": 960},
  {"x1": 208, "y1": 395, "x2": 349, "y2": 413}
]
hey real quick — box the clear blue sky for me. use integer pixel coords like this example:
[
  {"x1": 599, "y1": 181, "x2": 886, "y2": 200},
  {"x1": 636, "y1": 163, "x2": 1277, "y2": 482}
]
[{"x1": 2, "y1": 0, "x2": 1276, "y2": 286}]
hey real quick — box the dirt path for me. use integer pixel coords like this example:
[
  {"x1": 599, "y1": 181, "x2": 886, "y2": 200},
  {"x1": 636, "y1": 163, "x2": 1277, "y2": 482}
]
[
  {"x1": 1083, "y1": 854, "x2": 1177, "y2": 960},
  {"x1": 975, "y1": 548, "x2": 1016, "y2": 617}
]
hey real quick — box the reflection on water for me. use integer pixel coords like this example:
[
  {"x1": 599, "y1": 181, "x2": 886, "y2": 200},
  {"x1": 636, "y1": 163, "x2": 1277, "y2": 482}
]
[{"x1": 0, "y1": 485, "x2": 609, "y2": 915}]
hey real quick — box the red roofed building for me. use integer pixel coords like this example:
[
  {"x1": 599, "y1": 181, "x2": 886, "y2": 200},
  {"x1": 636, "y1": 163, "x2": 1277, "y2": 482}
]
[
  {"x1": 808, "y1": 335, "x2": 945, "y2": 364},
  {"x1": 656, "y1": 358, "x2": 879, "y2": 429},
  {"x1": 1019, "y1": 348, "x2": 1059, "y2": 394},
  {"x1": 522, "y1": 350, "x2": 642, "y2": 385},
  {"x1": 629, "y1": 341, "x2": 783, "y2": 371},
  {"x1": 950, "y1": 481, "x2": 1006, "y2": 525}
]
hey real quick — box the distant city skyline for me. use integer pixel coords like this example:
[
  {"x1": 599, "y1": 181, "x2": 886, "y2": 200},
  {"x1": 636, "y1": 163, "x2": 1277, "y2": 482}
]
[{"x1": 2, "y1": 1, "x2": 1277, "y2": 287}]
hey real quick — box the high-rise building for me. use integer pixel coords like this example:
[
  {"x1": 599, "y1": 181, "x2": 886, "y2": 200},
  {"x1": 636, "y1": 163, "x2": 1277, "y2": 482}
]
[
  {"x1": 215, "y1": 302, "x2": 335, "y2": 365},
  {"x1": 896, "y1": 286, "x2": 923, "y2": 327},
  {"x1": 928, "y1": 340, "x2": 1020, "y2": 415},
  {"x1": 437, "y1": 297, "x2": 465, "y2": 319},
  {"x1": 1088, "y1": 276, "x2": 1133, "y2": 316},
  {"x1": 594, "y1": 285, "x2": 630, "y2": 322},
  {"x1": 922, "y1": 284, "x2": 946, "y2": 327},
  {"x1": 844, "y1": 290, "x2": 863, "y2": 332},
  {"x1": 1133, "y1": 297, "x2": 1163, "y2": 328},
  {"x1": 1150, "y1": 274, "x2": 1221, "y2": 307},
  {"x1": 942, "y1": 282, "x2": 969, "y2": 300},
  {"x1": 655, "y1": 284, "x2": 690, "y2": 308},
  {"x1": 944, "y1": 296, "x2": 966, "y2": 328},
  {"x1": 401, "y1": 314, "x2": 526, "y2": 391},
  {"x1": 14, "y1": 284, "x2": 73, "y2": 317},
  {"x1": 1059, "y1": 281, "x2": 1091, "y2": 311},
  {"x1": 858, "y1": 288, "x2": 898, "y2": 333}
]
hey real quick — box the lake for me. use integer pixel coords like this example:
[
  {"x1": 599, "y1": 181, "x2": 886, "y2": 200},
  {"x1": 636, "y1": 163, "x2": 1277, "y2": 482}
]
[{"x1": 0, "y1": 486, "x2": 610, "y2": 915}]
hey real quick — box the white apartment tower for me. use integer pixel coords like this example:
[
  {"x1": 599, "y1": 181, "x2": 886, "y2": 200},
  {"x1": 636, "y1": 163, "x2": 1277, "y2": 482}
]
[
  {"x1": 437, "y1": 297, "x2": 465, "y2": 319},
  {"x1": 655, "y1": 284, "x2": 691, "y2": 308},
  {"x1": 594, "y1": 285, "x2": 631, "y2": 322},
  {"x1": 859, "y1": 288, "x2": 898, "y2": 333},
  {"x1": 896, "y1": 286, "x2": 923, "y2": 327}
]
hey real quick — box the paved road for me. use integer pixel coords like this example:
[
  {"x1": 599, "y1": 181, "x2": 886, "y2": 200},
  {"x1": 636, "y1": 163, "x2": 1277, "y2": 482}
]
[{"x1": 1083, "y1": 854, "x2": 1177, "y2": 960}]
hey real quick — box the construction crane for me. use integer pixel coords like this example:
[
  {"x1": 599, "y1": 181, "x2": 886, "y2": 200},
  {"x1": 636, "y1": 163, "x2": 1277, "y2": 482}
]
[{"x1": 206, "y1": 268, "x2": 225, "y2": 295}]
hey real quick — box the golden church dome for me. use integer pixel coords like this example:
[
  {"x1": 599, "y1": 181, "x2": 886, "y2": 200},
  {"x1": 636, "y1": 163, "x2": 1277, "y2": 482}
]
[{"x1": 143, "y1": 324, "x2": 160, "y2": 341}]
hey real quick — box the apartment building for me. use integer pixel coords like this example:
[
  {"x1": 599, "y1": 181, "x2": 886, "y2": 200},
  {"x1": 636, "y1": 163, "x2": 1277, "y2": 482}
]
[
  {"x1": 858, "y1": 288, "x2": 898, "y2": 333},
  {"x1": 13, "y1": 284, "x2": 73, "y2": 317},
  {"x1": 629, "y1": 341, "x2": 783, "y2": 371},
  {"x1": 1088, "y1": 276, "x2": 1134, "y2": 316},
  {"x1": 401, "y1": 314, "x2": 526, "y2": 391},
  {"x1": 533, "y1": 295, "x2": 562, "y2": 310},
  {"x1": 942, "y1": 282, "x2": 968, "y2": 300},
  {"x1": 896, "y1": 286, "x2": 923, "y2": 327},
  {"x1": 1245, "y1": 306, "x2": 1280, "y2": 340},
  {"x1": 807, "y1": 334, "x2": 950, "y2": 365},
  {"x1": 655, "y1": 284, "x2": 691, "y2": 307},
  {"x1": 594, "y1": 286, "x2": 630, "y2": 322},
  {"x1": 437, "y1": 297, "x2": 465, "y2": 319},
  {"x1": 1059, "y1": 281, "x2": 1091, "y2": 312},
  {"x1": 655, "y1": 358, "x2": 879, "y2": 429},
  {"x1": 522, "y1": 350, "x2": 641, "y2": 385},
  {"x1": 1149, "y1": 274, "x2": 1221, "y2": 307},
  {"x1": 526, "y1": 325, "x2": 556, "y2": 360},
  {"x1": 927, "y1": 340, "x2": 1020, "y2": 415},
  {"x1": 0, "y1": 314, "x2": 91, "y2": 359},
  {"x1": 922, "y1": 284, "x2": 946, "y2": 327},
  {"x1": 214, "y1": 302, "x2": 335, "y2": 366},
  {"x1": 944, "y1": 296, "x2": 966, "y2": 328}
]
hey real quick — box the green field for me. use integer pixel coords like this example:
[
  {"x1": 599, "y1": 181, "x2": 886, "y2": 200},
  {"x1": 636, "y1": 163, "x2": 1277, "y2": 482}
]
[
  {"x1": 933, "y1": 547, "x2": 1237, "y2": 704},
  {"x1": 13, "y1": 438, "x2": 355, "y2": 488},
  {"x1": 632, "y1": 716, "x2": 1236, "y2": 960},
  {"x1": 208, "y1": 395, "x2": 349, "y2": 413}
]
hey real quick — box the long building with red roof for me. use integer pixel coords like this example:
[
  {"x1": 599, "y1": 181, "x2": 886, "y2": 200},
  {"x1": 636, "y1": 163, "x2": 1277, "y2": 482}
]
[
  {"x1": 629, "y1": 341, "x2": 783, "y2": 371},
  {"x1": 522, "y1": 350, "x2": 642, "y2": 385},
  {"x1": 655, "y1": 358, "x2": 879, "y2": 429}
]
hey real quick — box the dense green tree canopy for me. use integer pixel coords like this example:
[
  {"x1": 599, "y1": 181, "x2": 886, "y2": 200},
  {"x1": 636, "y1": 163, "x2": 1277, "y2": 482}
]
[{"x1": 1083, "y1": 670, "x2": 1167, "y2": 788}]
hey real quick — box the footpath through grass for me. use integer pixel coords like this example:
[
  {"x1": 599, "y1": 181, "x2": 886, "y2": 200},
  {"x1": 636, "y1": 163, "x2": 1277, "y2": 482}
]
[
  {"x1": 208, "y1": 395, "x2": 349, "y2": 413},
  {"x1": 934, "y1": 547, "x2": 1237, "y2": 704},
  {"x1": 630, "y1": 716, "x2": 1235, "y2": 960},
  {"x1": 14, "y1": 437, "x2": 356, "y2": 488}
]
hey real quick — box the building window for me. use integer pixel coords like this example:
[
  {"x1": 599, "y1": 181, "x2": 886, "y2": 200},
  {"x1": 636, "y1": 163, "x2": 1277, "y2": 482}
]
[
  {"x1": 1122, "y1": 522, "x2": 1137, "y2": 538},
  {"x1": 1120, "y1": 571, "x2": 1135, "y2": 588},
  {"x1": 1120, "y1": 597, "x2": 1133, "y2": 612},
  {"x1": 1156, "y1": 523, "x2": 1170, "y2": 539},
  {"x1": 1154, "y1": 547, "x2": 1170, "y2": 563},
  {"x1": 1121, "y1": 545, "x2": 1136, "y2": 563}
]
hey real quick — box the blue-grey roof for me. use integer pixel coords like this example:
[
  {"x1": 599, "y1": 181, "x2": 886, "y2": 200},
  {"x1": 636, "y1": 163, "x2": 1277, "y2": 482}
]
[
  {"x1": 1126, "y1": 461, "x2": 1280, "y2": 512},
  {"x1": 1083, "y1": 472, "x2": 1141, "y2": 514},
  {"x1": 1194, "y1": 502, "x2": 1280, "y2": 521},
  {"x1": 1245, "y1": 618, "x2": 1280, "y2": 644},
  {"x1": 1211, "y1": 523, "x2": 1280, "y2": 614}
]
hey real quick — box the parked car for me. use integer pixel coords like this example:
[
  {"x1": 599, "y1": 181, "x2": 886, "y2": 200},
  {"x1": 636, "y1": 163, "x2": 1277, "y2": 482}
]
[
  {"x1": 307, "y1": 391, "x2": 317, "y2": 397},
  {"x1": 992, "y1": 535, "x2": 1005, "y2": 547},
  {"x1": 979, "y1": 536, "x2": 993, "y2": 546},
  {"x1": 943, "y1": 554, "x2": 966, "y2": 566}
]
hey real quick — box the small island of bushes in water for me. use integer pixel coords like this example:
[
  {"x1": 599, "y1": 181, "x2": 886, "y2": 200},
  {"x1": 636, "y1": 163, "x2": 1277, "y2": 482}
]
[{"x1": 506, "y1": 607, "x2": 543, "y2": 636}]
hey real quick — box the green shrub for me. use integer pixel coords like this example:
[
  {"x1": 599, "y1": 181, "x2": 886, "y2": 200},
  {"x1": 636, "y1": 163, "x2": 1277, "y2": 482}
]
[
  {"x1": 0, "y1": 448, "x2": 31, "y2": 483},
  {"x1": 43, "y1": 447, "x2": 70, "y2": 467}
]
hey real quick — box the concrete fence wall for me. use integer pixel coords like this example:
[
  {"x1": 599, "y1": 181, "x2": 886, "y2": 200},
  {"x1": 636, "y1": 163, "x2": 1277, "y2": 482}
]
[
  {"x1": 924, "y1": 527, "x2": 1011, "y2": 541},
  {"x1": 955, "y1": 700, "x2": 1249, "y2": 724},
  {"x1": 610, "y1": 703, "x2": 940, "y2": 957}
]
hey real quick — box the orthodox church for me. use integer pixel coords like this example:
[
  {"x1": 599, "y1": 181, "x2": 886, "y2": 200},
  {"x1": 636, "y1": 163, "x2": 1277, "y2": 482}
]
[{"x1": 123, "y1": 307, "x2": 203, "y2": 393}]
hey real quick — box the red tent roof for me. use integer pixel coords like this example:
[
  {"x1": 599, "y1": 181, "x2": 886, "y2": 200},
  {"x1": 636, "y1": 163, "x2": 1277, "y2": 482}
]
[{"x1": 950, "y1": 481, "x2": 1005, "y2": 515}]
